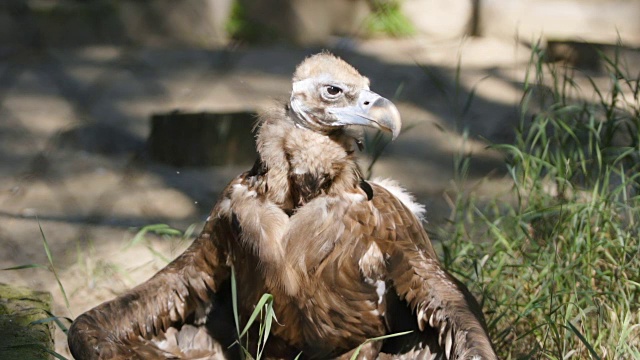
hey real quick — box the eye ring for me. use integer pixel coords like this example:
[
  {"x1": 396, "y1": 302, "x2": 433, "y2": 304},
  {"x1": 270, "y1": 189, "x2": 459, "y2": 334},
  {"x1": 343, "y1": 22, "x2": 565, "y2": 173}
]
[{"x1": 325, "y1": 85, "x2": 343, "y2": 97}]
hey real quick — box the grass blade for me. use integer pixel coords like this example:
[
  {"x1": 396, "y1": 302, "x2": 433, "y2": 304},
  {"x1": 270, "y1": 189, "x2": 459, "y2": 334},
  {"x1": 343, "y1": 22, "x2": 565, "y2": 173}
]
[
  {"x1": 231, "y1": 266, "x2": 240, "y2": 336},
  {"x1": 259, "y1": 300, "x2": 275, "y2": 358},
  {"x1": 30, "y1": 313, "x2": 73, "y2": 334},
  {"x1": 240, "y1": 293, "x2": 274, "y2": 338},
  {"x1": 566, "y1": 322, "x2": 602, "y2": 360},
  {"x1": 3, "y1": 264, "x2": 48, "y2": 270},
  {"x1": 37, "y1": 218, "x2": 72, "y2": 317},
  {"x1": 349, "y1": 331, "x2": 413, "y2": 360},
  {"x1": 126, "y1": 224, "x2": 182, "y2": 249}
]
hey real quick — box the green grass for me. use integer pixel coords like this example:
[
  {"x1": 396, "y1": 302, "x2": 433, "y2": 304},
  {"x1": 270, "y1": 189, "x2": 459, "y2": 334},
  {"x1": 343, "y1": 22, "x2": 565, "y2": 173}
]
[
  {"x1": 438, "y1": 41, "x2": 640, "y2": 359},
  {"x1": 365, "y1": 0, "x2": 415, "y2": 38},
  {"x1": 225, "y1": 0, "x2": 278, "y2": 44},
  {"x1": 230, "y1": 266, "x2": 278, "y2": 360}
]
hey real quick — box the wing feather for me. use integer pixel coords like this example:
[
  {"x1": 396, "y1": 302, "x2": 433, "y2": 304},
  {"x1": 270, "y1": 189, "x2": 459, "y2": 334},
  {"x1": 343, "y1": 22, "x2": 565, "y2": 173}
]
[
  {"x1": 368, "y1": 184, "x2": 497, "y2": 360},
  {"x1": 68, "y1": 196, "x2": 234, "y2": 360}
]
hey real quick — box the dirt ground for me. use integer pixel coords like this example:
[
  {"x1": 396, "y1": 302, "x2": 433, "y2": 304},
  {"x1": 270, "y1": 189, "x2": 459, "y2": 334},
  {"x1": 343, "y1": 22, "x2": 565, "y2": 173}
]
[{"x1": 1, "y1": 36, "x2": 542, "y2": 357}]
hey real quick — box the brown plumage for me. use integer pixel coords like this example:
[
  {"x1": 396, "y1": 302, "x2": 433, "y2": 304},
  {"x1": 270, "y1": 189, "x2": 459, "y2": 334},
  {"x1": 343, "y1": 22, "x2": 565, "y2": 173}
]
[{"x1": 68, "y1": 53, "x2": 497, "y2": 360}]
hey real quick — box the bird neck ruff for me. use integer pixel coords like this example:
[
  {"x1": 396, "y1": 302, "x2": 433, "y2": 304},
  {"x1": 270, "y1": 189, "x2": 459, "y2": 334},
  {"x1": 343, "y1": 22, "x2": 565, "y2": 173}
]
[{"x1": 289, "y1": 98, "x2": 331, "y2": 134}]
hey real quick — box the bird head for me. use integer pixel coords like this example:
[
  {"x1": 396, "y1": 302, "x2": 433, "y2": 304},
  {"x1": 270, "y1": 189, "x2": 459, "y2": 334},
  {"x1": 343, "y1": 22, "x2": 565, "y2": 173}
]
[{"x1": 289, "y1": 53, "x2": 402, "y2": 140}]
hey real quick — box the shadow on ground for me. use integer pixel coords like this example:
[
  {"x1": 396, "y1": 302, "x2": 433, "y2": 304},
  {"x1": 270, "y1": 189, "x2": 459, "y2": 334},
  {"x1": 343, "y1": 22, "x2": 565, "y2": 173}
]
[
  {"x1": 0, "y1": 39, "x2": 541, "y2": 356},
  {"x1": 0, "y1": 41, "x2": 531, "y2": 268}
]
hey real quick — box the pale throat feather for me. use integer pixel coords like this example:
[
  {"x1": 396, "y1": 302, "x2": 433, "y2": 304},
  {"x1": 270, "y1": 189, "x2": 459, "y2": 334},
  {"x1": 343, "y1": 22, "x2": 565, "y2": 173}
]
[
  {"x1": 255, "y1": 106, "x2": 359, "y2": 210},
  {"x1": 284, "y1": 129, "x2": 351, "y2": 177}
]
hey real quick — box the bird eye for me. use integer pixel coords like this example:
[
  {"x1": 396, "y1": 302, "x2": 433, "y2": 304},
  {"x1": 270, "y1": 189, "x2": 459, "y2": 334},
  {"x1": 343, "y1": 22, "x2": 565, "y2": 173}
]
[{"x1": 325, "y1": 85, "x2": 342, "y2": 96}]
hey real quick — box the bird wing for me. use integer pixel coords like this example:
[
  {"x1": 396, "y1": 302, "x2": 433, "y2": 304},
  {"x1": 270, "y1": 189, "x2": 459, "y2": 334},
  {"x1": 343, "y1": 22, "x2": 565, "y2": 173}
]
[
  {"x1": 67, "y1": 173, "x2": 497, "y2": 360},
  {"x1": 366, "y1": 182, "x2": 498, "y2": 360},
  {"x1": 67, "y1": 185, "x2": 237, "y2": 360}
]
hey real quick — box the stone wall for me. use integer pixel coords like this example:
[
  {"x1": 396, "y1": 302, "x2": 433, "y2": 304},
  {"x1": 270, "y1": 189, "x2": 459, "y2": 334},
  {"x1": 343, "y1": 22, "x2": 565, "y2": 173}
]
[
  {"x1": 237, "y1": 0, "x2": 371, "y2": 44},
  {"x1": 0, "y1": 0, "x2": 231, "y2": 48},
  {"x1": 480, "y1": 0, "x2": 640, "y2": 46},
  {"x1": 401, "y1": 0, "x2": 640, "y2": 46},
  {"x1": 1, "y1": 0, "x2": 638, "y2": 48}
]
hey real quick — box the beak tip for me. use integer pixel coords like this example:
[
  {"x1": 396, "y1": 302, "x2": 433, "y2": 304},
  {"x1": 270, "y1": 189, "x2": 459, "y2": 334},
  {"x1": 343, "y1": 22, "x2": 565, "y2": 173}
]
[
  {"x1": 386, "y1": 104, "x2": 402, "y2": 141},
  {"x1": 329, "y1": 91, "x2": 402, "y2": 139},
  {"x1": 391, "y1": 128, "x2": 400, "y2": 141},
  {"x1": 368, "y1": 96, "x2": 402, "y2": 140}
]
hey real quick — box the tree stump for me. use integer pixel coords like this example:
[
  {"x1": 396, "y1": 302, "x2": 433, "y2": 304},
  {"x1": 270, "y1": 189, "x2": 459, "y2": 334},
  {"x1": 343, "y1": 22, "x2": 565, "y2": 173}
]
[
  {"x1": 0, "y1": 283, "x2": 55, "y2": 360},
  {"x1": 148, "y1": 111, "x2": 258, "y2": 167},
  {"x1": 546, "y1": 41, "x2": 603, "y2": 72}
]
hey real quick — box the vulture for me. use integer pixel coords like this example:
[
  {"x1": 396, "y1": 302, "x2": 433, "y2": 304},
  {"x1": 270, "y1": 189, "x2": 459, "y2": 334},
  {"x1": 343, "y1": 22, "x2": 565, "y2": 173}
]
[{"x1": 68, "y1": 53, "x2": 497, "y2": 360}]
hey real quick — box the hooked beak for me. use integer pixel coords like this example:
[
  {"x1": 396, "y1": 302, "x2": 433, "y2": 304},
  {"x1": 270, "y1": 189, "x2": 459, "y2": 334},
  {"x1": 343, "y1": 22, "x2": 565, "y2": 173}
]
[{"x1": 328, "y1": 90, "x2": 402, "y2": 140}]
